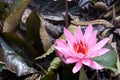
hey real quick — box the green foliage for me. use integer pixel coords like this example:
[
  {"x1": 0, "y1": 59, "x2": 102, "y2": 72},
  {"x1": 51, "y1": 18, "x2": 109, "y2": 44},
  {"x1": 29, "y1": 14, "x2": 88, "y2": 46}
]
[
  {"x1": 48, "y1": 57, "x2": 61, "y2": 72},
  {"x1": 93, "y1": 44, "x2": 118, "y2": 71},
  {"x1": 41, "y1": 71, "x2": 56, "y2": 80},
  {"x1": 26, "y1": 11, "x2": 40, "y2": 43},
  {"x1": 35, "y1": 46, "x2": 61, "y2": 79},
  {"x1": 26, "y1": 11, "x2": 52, "y2": 53},
  {"x1": 41, "y1": 57, "x2": 61, "y2": 80}
]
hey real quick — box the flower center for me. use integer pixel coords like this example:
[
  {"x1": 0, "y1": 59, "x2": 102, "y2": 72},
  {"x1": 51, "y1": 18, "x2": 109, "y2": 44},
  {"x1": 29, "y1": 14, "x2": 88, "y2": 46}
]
[{"x1": 73, "y1": 41, "x2": 88, "y2": 55}]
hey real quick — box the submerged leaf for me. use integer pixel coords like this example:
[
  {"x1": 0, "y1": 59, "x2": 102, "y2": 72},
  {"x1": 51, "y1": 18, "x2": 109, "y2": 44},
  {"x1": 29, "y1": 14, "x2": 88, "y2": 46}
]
[
  {"x1": 3, "y1": 0, "x2": 30, "y2": 32},
  {"x1": 93, "y1": 44, "x2": 118, "y2": 71}
]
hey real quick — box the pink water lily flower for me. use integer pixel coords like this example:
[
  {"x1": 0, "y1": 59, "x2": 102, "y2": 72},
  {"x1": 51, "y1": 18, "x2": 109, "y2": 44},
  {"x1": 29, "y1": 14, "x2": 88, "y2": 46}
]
[{"x1": 54, "y1": 24, "x2": 109, "y2": 73}]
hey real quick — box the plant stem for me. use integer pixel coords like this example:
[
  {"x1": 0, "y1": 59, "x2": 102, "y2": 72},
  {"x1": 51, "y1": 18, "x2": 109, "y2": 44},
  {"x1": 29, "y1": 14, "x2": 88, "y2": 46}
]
[
  {"x1": 65, "y1": 0, "x2": 69, "y2": 27},
  {"x1": 79, "y1": 66, "x2": 88, "y2": 80}
]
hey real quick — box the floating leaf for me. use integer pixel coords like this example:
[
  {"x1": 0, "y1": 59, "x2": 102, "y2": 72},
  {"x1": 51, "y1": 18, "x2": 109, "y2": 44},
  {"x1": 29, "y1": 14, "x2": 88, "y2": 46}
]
[
  {"x1": 3, "y1": 0, "x2": 30, "y2": 32},
  {"x1": 1, "y1": 33, "x2": 40, "y2": 66},
  {"x1": 0, "y1": 36, "x2": 37, "y2": 76},
  {"x1": 93, "y1": 44, "x2": 117, "y2": 71}
]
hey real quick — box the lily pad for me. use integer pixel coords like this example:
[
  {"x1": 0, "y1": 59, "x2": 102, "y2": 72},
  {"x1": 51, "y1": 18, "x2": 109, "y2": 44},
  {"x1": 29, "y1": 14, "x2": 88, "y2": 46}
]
[{"x1": 93, "y1": 44, "x2": 118, "y2": 71}]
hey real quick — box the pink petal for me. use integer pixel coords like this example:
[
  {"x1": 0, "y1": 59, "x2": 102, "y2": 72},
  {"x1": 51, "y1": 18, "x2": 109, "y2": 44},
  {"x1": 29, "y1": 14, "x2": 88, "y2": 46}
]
[
  {"x1": 54, "y1": 46, "x2": 64, "y2": 52},
  {"x1": 64, "y1": 28, "x2": 75, "y2": 48},
  {"x1": 89, "y1": 60, "x2": 104, "y2": 69},
  {"x1": 93, "y1": 38, "x2": 109, "y2": 51},
  {"x1": 74, "y1": 26, "x2": 84, "y2": 42},
  {"x1": 77, "y1": 53, "x2": 85, "y2": 59},
  {"x1": 54, "y1": 46, "x2": 73, "y2": 57},
  {"x1": 56, "y1": 51, "x2": 66, "y2": 63},
  {"x1": 89, "y1": 30, "x2": 97, "y2": 39},
  {"x1": 88, "y1": 39, "x2": 97, "y2": 50},
  {"x1": 72, "y1": 61, "x2": 82, "y2": 73},
  {"x1": 82, "y1": 58, "x2": 91, "y2": 66},
  {"x1": 91, "y1": 48, "x2": 109, "y2": 57},
  {"x1": 88, "y1": 30, "x2": 97, "y2": 48},
  {"x1": 65, "y1": 58, "x2": 79, "y2": 64},
  {"x1": 84, "y1": 24, "x2": 93, "y2": 42},
  {"x1": 55, "y1": 39, "x2": 67, "y2": 47}
]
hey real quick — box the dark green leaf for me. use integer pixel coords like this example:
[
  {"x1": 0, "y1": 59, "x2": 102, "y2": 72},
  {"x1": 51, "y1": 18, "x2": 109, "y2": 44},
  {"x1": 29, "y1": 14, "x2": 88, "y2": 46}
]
[
  {"x1": 26, "y1": 11, "x2": 40, "y2": 43},
  {"x1": 26, "y1": 11, "x2": 44, "y2": 53},
  {"x1": 93, "y1": 44, "x2": 117, "y2": 71},
  {"x1": 26, "y1": 11, "x2": 52, "y2": 53}
]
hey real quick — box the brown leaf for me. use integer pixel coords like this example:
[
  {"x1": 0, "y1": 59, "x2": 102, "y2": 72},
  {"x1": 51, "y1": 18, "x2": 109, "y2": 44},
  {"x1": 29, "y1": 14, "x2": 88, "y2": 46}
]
[{"x1": 39, "y1": 17, "x2": 52, "y2": 52}]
